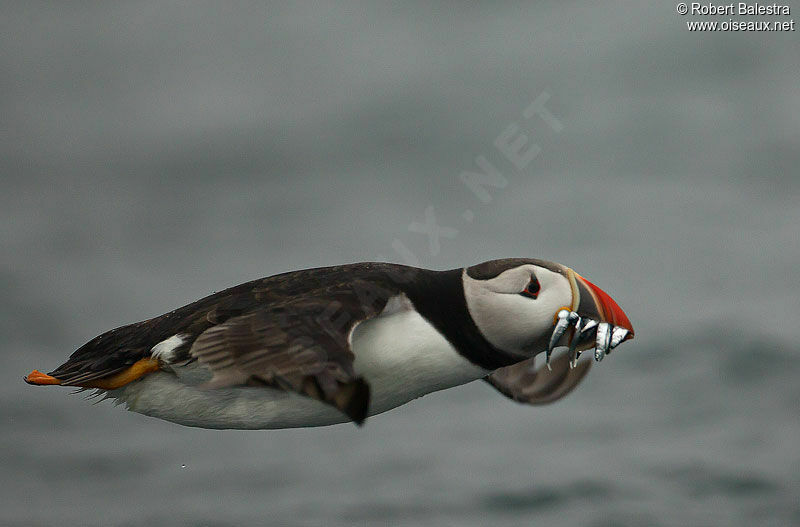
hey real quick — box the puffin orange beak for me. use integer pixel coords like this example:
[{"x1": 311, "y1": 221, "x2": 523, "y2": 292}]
[{"x1": 574, "y1": 274, "x2": 634, "y2": 339}]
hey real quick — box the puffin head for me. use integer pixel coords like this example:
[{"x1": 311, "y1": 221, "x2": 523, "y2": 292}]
[{"x1": 462, "y1": 258, "x2": 633, "y2": 363}]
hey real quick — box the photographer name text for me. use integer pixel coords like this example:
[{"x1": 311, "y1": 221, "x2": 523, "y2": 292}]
[{"x1": 685, "y1": 3, "x2": 790, "y2": 15}]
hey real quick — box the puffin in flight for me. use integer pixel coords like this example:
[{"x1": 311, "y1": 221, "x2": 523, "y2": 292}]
[{"x1": 24, "y1": 259, "x2": 633, "y2": 429}]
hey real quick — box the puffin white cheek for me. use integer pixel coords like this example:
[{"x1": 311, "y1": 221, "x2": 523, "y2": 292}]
[
  {"x1": 535, "y1": 270, "x2": 574, "y2": 316},
  {"x1": 463, "y1": 269, "x2": 570, "y2": 355},
  {"x1": 463, "y1": 266, "x2": 576, "y2": 356},
  {"x1": 519, "y1": 300, "x2": 557, "y2": 338},
  {"x1": 507, "y1": 275, "x2": 573, "y2": 352},
  {"x1": 471, "y1": 294, "x2": 543, "y2": 354}
]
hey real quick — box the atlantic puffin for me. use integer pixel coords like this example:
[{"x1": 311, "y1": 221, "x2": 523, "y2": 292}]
[{"x1": 24, "y1": 259, "x2": 633, "y2": 429}]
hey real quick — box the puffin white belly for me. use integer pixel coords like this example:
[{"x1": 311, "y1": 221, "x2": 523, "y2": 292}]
[
  {"x1": 110, "y1": 366, "x2": 347, "y2": 429},
  {"x1": 351, "y1": 307, "x2": 489, "y2": 414},
  {"x1": 111, "y1": 309, "x2": 487, "y2": 430}
]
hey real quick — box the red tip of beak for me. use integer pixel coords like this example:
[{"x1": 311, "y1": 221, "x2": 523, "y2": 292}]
[{"x1": 576, "y1": 275, "x2": 634, "y2": 339}]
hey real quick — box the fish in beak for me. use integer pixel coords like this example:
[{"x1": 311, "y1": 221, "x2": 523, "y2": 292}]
[{"x1": 546, "y1": 268, "x2": 634, "y2": 369}]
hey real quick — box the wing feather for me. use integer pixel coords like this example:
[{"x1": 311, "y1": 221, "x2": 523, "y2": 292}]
[{"x1": 189, "y1": 286, "x2": 396, "y2": 424}]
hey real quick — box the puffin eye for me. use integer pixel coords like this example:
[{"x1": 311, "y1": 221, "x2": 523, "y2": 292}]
[{"x1": 520, "y1": 277, "x2": 540, "y2": 299}]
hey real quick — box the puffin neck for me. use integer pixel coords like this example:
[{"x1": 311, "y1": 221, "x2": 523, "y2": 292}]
[{"x1": 402, "y1": 268, "x2": 522, "y2": 371}]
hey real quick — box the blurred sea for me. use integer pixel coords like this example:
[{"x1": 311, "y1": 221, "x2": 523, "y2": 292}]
[{"x1": 1, "y1": 2, "x2": 798, "y2": 526}]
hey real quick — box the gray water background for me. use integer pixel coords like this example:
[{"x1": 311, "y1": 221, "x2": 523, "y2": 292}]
[{"x1": 2, "y1": 3, "x2": 799, "y2": 526}]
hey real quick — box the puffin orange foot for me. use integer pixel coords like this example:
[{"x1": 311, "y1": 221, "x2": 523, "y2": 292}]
[
  {"x1": 24, "y1": 370, "x2": 62, "y2": 386},
  {"x1": 81, "y1": 358, "x2": 160, "y2": 390},
  {"x1": 24, "y1": 358, "x2": 160, "y2": 389}
]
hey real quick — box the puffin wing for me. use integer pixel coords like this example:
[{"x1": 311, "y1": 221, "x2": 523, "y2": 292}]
[
  {"x1": 188, "y1": 279, "x2": 397, "y2": 425},
  {"x1": 483, "y1": 351, "x2": 592, "y2": 405}
]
